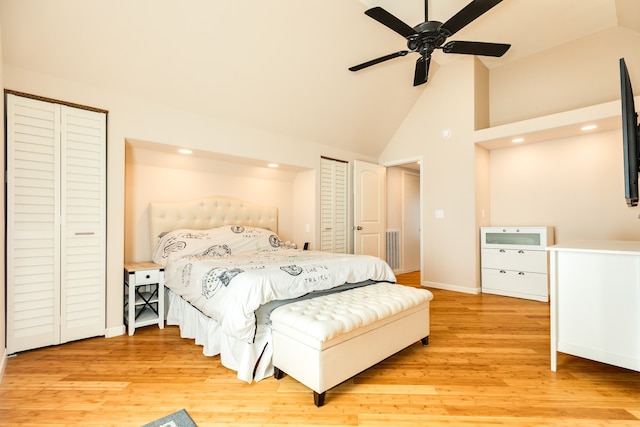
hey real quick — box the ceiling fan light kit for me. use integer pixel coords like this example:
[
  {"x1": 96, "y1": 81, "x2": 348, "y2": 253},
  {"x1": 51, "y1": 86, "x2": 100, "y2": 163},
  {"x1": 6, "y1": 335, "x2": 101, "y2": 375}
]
[{"x1": 349, "y1": 0, "x2": 511, "y2": 86}]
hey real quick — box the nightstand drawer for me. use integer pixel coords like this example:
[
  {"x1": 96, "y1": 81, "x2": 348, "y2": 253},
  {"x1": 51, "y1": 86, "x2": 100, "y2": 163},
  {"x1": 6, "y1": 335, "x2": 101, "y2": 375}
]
[{"x1": 134, "y1": 269, "x2": 160, "y2": 285}]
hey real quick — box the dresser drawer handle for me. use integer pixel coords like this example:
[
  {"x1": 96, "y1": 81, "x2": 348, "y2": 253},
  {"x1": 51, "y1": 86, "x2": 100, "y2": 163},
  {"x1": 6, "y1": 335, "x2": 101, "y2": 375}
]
[
  {"x1": 518, "y1": 250, "x2": 525, "y2": 254},
  {"x1": 500, "y1": 270, "x2": 506, "y2": 274},
  {"x1": 518, "y1": 272, "x2": 525, "y2": 275},
  {"x1": 499, "y1": 249, "x2": 506, "y2": 253}
]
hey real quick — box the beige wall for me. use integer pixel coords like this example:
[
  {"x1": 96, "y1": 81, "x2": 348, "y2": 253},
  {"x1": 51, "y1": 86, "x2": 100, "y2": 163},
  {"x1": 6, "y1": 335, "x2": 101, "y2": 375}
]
[
  {"x1": 125, "y1": 145, "x2": 307, "y2": 262},
  {"x1": 490, "y1": 27, "x2": 640, "y2": 127},
  {"x1": 291, "y1": 169, "x2": 318, "y2": 251},
  {"x1": 490, "y1": 129, "x2": 640, "y2": 242},
  {"x1": 386, "y1": 167, "x2": 404, "y2": 231},
  {"x1": 0, "y1": 20, "x2": 6, "y2": 369},
  {"x1": 474, "y1": 145, "x2": 492, "y2": 283},
  {"x1": 381, "y1": 57, "x2": 481, "y2": 293},
  {"x1": 486, "y1": 27, "x2": 640, "y2": 245}
]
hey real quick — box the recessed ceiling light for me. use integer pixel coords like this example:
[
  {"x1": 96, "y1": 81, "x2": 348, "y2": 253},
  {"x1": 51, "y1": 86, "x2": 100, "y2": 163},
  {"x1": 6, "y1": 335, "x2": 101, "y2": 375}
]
[
  {"x1": 268, "y1": 163, "x2": 279, "y2": 168},
  {"x1": 178, "y1": 149, "x2": 192, "y2": 155},
  {"x1": 581, "y1": 124, "x2": 597, "y2": 131},
  {"x1": 512, "y1": 137, "x2": 525, "y2": 143}
]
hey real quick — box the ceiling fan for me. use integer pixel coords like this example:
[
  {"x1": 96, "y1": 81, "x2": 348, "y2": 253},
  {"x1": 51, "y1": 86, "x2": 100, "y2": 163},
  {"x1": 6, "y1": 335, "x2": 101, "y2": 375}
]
[{"x1": 349, "y1": 0, "x2": 511, "y2": 86}]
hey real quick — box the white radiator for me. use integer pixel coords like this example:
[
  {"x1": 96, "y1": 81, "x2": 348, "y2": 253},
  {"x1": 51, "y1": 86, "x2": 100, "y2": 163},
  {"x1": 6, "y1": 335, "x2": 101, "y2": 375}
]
[{"x1": 386, "y1": 230, "x2": 401, "y2": 269}]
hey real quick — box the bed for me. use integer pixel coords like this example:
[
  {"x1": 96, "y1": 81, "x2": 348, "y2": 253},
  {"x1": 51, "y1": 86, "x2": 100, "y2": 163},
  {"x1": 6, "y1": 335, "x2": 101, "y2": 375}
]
[{"x1": 148, "y1": 196, "x2": 398, "y2": 383}]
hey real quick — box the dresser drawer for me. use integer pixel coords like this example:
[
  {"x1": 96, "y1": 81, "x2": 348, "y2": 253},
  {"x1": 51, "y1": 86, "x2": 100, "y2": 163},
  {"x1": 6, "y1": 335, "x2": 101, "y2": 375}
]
[
  {"x1": 133, "y1": 269, "x2": 160, "y2": 285},
  {"x1": 481, "y1": 248, "x2": 547, "y2": 273},
  {"x1": 481, "y1": 268, "x2": 548, "y2": 301},
  {"x1": 481, "y1": 226, "x2": 553, "y2": 250}
]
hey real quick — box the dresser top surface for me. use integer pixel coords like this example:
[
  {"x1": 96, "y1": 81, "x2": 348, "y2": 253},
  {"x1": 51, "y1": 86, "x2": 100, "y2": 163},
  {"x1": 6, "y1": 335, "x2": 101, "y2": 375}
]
[{"x1": 548, "y1": 240, "x2": 640, "y2": 255}]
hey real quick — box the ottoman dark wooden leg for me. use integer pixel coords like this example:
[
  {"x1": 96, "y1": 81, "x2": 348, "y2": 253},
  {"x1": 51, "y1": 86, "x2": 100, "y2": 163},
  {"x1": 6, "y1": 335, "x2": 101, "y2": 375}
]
[
  {"x1": 314, "y1": 391, "x2": 326, "y2": 407},
  {"x1": 274, "y1": 366, "x2": 284, "y2": 380}
]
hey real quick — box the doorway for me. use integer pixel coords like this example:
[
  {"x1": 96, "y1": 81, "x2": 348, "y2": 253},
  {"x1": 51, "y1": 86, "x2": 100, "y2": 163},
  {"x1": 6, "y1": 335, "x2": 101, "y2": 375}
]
[{"x1": 386, "y1": 161, "x2": 421, "y2": 274}]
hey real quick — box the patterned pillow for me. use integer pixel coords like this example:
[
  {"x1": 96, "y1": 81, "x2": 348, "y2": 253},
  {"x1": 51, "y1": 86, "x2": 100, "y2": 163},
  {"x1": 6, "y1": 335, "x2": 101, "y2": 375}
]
[{"x1": 151, "y1": 225, "x2": 283, "y2": 265}]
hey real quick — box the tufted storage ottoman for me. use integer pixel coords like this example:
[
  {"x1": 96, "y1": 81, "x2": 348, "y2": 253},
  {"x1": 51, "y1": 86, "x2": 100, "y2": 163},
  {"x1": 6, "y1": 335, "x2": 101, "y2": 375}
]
[{"x1": 270, "y1": 282, "x2": 433, "y2": 406}]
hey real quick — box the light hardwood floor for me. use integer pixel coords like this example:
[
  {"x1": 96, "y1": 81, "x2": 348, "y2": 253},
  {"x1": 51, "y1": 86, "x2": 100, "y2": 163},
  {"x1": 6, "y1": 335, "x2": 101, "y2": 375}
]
[{"x1": 2, "y1": 272, "x2": 640, "y2": 426}]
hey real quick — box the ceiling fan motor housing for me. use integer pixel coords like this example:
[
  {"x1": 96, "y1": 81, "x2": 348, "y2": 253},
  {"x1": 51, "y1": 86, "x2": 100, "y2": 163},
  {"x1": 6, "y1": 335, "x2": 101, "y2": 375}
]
[{"x1": 409, "y1": 21, "x2": 449, "y2": 55}]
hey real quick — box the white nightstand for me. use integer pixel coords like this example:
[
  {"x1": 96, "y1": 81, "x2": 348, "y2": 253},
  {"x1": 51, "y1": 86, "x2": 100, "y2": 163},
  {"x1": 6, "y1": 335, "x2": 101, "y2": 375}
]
[{"x1": 124, "y1": 262, "x2": 165, "y2": 336}]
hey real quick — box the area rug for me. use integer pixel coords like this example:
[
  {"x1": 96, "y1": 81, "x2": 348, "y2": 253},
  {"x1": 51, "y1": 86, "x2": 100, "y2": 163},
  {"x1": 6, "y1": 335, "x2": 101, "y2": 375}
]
[{"x1": 141, "y1": 409, "x2": 197, "y2": 427}]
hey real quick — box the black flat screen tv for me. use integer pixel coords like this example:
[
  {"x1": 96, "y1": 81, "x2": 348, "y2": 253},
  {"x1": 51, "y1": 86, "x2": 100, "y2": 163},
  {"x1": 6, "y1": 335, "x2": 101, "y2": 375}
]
[{"x1": 620, "y1": 57, "x2": 640, "y2": 207}]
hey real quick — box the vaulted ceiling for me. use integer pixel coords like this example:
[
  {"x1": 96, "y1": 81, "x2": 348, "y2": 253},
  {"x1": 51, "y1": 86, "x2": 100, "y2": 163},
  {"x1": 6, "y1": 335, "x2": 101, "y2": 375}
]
[{"x1": 1, "y1": 0, "x2": 639, "y2": 158}]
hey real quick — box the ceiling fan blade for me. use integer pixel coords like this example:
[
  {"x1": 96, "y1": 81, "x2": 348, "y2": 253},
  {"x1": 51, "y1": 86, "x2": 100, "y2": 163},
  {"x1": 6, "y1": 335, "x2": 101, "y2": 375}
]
[
  {"x1": 365, "y1": 7, "x2": 417, "y2": 38},
  {"x1": 413, "y1": 56, "x2": 430, "y2": 86},
  {"x1": 442, "y1": 40, "x2": 510, "y2": 57},
  {"x1": 349, "y1": 51, "x2": 410, "y2": 72},
  {"x1": 440, "y1": 0, "x2": 503, "y2": 36}
]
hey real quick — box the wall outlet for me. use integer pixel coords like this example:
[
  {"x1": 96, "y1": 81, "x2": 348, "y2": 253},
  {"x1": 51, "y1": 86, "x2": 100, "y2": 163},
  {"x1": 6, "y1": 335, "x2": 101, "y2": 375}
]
[{"x1": 435, "y1": 209, "x2": 444, "y2": 219}]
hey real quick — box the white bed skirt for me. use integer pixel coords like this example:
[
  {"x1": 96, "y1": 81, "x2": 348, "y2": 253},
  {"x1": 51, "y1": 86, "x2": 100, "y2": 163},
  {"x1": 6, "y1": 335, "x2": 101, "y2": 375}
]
[{"x1": 166, "y1": 289, "x2": 274, "y2": 383}]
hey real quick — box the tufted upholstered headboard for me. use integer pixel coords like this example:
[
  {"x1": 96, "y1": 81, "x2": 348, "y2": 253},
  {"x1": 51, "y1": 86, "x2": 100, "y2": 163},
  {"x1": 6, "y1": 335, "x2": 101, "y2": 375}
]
[{"x1": 148, "y1": 196, "x2": 278, "y2": 250}]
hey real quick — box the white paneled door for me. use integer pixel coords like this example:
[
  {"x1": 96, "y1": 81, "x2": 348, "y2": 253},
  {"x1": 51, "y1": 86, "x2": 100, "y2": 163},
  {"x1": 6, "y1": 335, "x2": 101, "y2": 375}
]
[
  {"x1": 6, "y1": 94, "x2": 106, "y2": 353},
  {"x1": 353, "y1": 160, "x2": 386, "y2": 258}
]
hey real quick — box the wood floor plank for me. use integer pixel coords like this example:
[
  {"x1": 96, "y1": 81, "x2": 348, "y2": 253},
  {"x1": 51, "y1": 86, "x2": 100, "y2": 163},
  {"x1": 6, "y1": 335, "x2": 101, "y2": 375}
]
[{"x1": 2, "y1": 272, "x2": 640, "y2": 426}]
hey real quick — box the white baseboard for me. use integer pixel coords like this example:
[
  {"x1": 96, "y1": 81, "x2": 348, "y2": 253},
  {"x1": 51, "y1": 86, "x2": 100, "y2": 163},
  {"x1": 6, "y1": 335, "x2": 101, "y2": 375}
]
[
  {"x1": 423, "y1": 281, "x2": 480, "y2": 295},
  {"x1": 105, "y1": 325, "x2": 126, "y2": 338}
]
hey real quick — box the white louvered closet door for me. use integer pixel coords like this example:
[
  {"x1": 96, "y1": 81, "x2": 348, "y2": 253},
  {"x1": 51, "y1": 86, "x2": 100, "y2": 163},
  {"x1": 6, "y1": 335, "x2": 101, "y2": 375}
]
[
  {"x1": 60, "y1": 104, "x2": 106, "y2": 343},
  {"x1": 320, "y1": 157, "x2": 348, "y2": 253},
  {"x1": 6, "y1": 94, "x2": 106, "y2": 354},
  {"x1": 6, "y1": 95, "x2": 61, "y2": 353}
]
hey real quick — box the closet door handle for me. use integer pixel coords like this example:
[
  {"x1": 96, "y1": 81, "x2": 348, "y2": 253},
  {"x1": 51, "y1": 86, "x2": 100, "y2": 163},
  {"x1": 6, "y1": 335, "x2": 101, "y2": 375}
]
[{"x1": 75, "y1": 232, "x2": 95, "y2": 236}]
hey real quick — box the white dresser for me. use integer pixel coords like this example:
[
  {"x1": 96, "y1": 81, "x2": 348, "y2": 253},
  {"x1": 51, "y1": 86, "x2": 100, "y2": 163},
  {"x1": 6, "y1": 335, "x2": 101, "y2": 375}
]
[
  {"x1": 548, "y1": 240, "x2": 640, "y2": 372},
  {"x1": 480, "y1": 227, "x2": 554, "y2": 302}
]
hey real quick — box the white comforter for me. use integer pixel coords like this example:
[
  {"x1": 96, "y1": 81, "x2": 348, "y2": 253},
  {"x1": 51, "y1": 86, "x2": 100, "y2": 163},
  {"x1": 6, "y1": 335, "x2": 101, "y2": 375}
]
[{"x1": 154, "y1": 226, "x2": 396, "y2": 343}]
